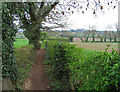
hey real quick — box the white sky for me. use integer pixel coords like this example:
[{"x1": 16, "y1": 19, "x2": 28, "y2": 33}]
[
  {"x1": 44, "y1": 0, "x2": 119, "y2": 31},
  {"x1": 67, "y1": 8, "x2": 118, "y2": 31},
  {"x1": 15, "y1": 1, "x2": 119, "y2": 32},
  {"x1": 67, "y1": 3, "x2": 118, "y2": 31}
]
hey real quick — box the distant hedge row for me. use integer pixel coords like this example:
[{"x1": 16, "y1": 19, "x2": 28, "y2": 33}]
[
  {"x1": 46, "y1": 37, "x2": 70, "y2": 42},
  {"x1": 45, "y1": 41, "x2": 120, "y2": 91}
]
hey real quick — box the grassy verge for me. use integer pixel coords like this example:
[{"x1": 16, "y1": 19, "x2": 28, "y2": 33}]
[
  {"x1": 14, "y1": 39, "x2": 29, "y2": 48},
  {"x1": 15, "y1": 44, "x2": 34, "y2": 90}
]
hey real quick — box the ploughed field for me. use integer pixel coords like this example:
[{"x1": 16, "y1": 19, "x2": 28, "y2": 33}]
[{"x1": 71, "y1": 38, "x2": 119, "y2": 52}]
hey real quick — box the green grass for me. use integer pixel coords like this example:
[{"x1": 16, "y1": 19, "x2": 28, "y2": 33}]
[
  {"x1": 82, "y1": 48, "x2": 96, "y2": 55},
  {"x1": 14, "y1": 39, "x2": 29, "y2": 48},
  {"x1": 41, "y1": 42, "x2": 44, "y2": 48}
]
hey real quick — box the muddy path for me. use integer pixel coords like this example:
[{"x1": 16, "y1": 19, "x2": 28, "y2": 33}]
[{"x1": 22, "y1": 48, "x2": 51, "y2": 90}]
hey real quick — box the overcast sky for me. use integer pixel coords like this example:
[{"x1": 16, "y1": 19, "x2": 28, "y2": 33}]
[
  {"x1": 67, "y1": 2, "x2": 118, "y2": 31},
  {"x1": 44, "y1": 0, "x2": 118, "y2": 31},
  {"x1": 15, "y1": 1, "x2": 119, "y2": 31}
]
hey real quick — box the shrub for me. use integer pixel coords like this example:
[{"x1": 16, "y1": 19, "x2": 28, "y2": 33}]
[
  {"x1": 68, "y1": 36, "x2": 74, "y2": 42},
  {"x1": 15, "y1": 44, "x2": 34, "y2": 90},
  {"x1": 46, "y1": 37, "x2": 70, "y2": 42},
  {"x1": 46, "y1": 41, "x2": 83, "y2": 89},
  {"x1": 77, "y1": 48, "x2": 120, "y2": 91},
  {"x1": 45, "y1": 41, "x2": 120, "y2": 91},
  {"x1": 41, "y1": 40, "x2": 48, "y2": 50}
]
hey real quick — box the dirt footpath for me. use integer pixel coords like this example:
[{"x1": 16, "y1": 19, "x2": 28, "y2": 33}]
[{"x1": 22, "y1": 48, "x2": 51, "y2": 90}]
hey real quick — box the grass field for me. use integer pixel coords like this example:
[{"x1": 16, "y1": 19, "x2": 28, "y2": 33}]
[
  {"x1": 14, "y1": 39, "x2": 29, "y2": 48},
  {"x1": 72, "y1": 38, "x2": 119, "y2": 52},
  {"x1": 14, "y1": 38, "x2": 119, "y2": 52}
]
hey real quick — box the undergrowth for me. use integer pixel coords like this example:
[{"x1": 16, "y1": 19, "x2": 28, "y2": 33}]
[{"x1": 15, "y1": 44, "x2": 34, "y2": 90}]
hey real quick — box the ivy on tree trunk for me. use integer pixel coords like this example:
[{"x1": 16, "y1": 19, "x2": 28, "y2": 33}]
[{"x1": 2, "y1": 2, "x2": 18, "y2": 86}]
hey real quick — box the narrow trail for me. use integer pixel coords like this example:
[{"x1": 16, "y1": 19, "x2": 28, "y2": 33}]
[{"x1": 22, "y1": 48, "x2": 51, "y2": 90}]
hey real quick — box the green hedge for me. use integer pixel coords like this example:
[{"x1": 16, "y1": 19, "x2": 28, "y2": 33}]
[
  {"x1": 15, "y1": 44, "x2": 34, "y2": 90},
  {"x1": 2, "y1": 2, "x2": 18, "y2": 86},
  {"x1": 46, "y1": 37, "x2": 70, "y2": 42},
  {"x1": 45, "y1": 41, "x2": 120, "y2": 91},
  {"x1": 46, "y1": 41, "x2": 83, "y2": 90}
]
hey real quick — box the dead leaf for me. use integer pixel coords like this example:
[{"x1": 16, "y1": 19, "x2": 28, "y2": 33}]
[
  {"x1": 68, "y1": 7, "x2": 70, "y2": 10},
  {"x1": 101, "y1": 6, "x2": 103, "y2": 9}
]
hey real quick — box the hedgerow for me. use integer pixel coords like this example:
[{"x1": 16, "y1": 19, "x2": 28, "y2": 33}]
[
  {"x1": 2, "y1": 2, "x2": 18, "y2": 86},
  {"x1": 46, "y1": 37, "x2": 70, "y2": 42},
  {"x1": 15, "y1": 44, "x2": 34, "y2": 90},
  {"x1": 45, "y1": 41, "x2": 120, "y2": 91},
  {"x1": 77, "y1": 48, "x2": 120, "y2": 91},
  {"x1": 45, "y1": 41, "x2": 83, "y2": 90}
]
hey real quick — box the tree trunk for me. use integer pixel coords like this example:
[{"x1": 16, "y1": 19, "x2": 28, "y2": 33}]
[
  {"x1": 23, "y1": 28, "x2": 41, "y2": 50},
  {"x1": 93, "y1": 33, "x2": 95, "y2": 42},
  {"x1": 104, "y1": 34, "x2": 106, "y2": 42},
  {"x1": 33, "y1": 40, "x2": 41, "y2": 50},
  {"x1": 85, "y1": 34, "x2": 89, "y2": 42},
  {"x1": 28, "y1": 38, "x2": 33, "y2": 44}
]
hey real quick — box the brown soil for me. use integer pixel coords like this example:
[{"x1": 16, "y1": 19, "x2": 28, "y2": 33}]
[
  {"x1": 72, "y1": 38, "x2": 118, "y2": 52},
  {"x1": 22, "y1": 48, "x2": 51, "y2": 90}
]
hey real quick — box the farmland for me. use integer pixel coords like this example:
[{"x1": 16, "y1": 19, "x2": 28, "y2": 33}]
[
  {"x1": 72, "y1": 38, "x2": 118, "y2": 52},
  {"x1": 14, "y1": 38, "x2": 29, "y2": 48}
]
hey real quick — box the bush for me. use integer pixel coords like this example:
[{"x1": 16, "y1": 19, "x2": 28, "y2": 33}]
[
  {"x1": 45, "y1": 41, "x2": 120, "y2": 91},
  {"x1": 41, "y1": 40, "x2": 48, "y2": 49},
  {"x1": 68, "y1": 36, "x2": 74, "y2": 42},
  {"x1": 46, "y1": 37, "x2": 70, "y2": 42},
  {"x1": 46, "y1": 41, "x2": 83, "y2": 89},
  {"x1": 77, "y1": 48, "x2": 120, "y2": 91},
  {"x1": 15, "y1": 44, "x2": 34, "y2": 90}
]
